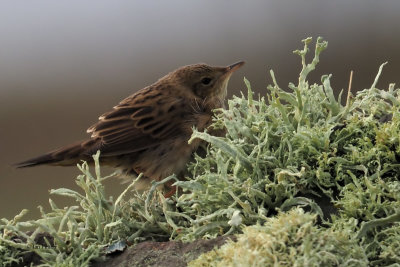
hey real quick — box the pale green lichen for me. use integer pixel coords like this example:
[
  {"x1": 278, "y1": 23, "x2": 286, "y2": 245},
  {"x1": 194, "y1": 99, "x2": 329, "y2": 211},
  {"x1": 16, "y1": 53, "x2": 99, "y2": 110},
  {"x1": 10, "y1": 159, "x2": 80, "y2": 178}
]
[
  {"x1": 189, "y1": 208, "x2": 368, "y2": 267},
  {"x1": 188, "y1": 37, "x2": 400, "y2": 266},
  {"x1": 2, "y1": 37, "x2": 400, "y2": 266}
]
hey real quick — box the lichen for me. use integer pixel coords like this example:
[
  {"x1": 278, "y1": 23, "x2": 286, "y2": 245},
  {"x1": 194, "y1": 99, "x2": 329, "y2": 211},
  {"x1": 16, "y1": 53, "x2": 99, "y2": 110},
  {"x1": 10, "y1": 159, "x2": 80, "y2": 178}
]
[{"x1": 189, "y1": 208, "x2": 368, "y2": 267}]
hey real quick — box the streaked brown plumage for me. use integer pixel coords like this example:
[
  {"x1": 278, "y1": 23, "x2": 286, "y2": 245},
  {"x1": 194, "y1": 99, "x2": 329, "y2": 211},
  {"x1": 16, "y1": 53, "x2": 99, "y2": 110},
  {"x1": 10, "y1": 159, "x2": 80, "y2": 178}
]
[{"x1": 16, "y1": 61, "x2": 245, "y2": 181}]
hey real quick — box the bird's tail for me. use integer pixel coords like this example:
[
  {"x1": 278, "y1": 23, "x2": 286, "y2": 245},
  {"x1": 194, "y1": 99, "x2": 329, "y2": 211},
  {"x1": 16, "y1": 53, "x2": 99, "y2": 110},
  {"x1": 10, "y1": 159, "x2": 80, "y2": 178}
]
[{"x1": 15, "y1": 139, "x2": 100, "y2": 168}]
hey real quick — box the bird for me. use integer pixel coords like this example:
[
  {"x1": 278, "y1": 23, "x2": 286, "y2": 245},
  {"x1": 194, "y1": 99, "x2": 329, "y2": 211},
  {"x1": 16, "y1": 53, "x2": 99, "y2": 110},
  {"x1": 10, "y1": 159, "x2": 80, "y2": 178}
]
[{"x1": 15, "y1": 61, "x2": 245, "y2": 183}]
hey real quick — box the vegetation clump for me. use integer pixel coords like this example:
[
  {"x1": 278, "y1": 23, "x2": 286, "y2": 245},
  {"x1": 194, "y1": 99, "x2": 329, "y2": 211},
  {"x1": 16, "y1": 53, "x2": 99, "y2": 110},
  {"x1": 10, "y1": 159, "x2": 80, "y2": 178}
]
[
  {"x1": 190, "y1": 208, "x2": 368, "y2": 266},
  {"x1": 2, "y1": 37, "x2": 400, "y2": 266}
]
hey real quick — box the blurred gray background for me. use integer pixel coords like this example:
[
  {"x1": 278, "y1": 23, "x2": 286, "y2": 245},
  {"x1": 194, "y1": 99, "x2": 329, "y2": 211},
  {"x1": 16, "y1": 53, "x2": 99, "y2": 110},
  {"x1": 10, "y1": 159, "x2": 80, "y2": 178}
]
[{"x1": 1, "y1": 0, "x2": 400, "y2": 219}]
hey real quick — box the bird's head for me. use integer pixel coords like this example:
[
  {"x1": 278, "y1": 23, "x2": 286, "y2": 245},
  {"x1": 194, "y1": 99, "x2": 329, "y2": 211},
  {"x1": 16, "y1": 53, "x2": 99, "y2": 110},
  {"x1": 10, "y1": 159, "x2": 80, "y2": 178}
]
[{"x1": 169, "y1": 61, "x2": 245, "y2": 103}]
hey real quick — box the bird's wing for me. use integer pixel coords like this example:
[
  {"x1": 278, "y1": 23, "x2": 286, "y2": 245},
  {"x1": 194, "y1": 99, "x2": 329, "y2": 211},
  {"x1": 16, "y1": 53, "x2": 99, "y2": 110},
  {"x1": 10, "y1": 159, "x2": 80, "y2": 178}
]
[{"x1": 87, "y1": 87, "x2": 188, "y2": 156}]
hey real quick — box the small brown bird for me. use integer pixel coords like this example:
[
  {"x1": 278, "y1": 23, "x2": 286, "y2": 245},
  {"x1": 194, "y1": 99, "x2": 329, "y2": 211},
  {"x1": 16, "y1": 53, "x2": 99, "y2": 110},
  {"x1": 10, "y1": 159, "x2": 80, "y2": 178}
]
[{"x1": 16, "y1": 61, "x2": 245, "y2": 182}]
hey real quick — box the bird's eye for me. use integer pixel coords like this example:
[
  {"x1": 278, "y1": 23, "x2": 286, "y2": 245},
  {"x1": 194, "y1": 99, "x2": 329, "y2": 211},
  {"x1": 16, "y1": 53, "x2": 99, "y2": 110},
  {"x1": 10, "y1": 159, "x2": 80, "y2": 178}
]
[{"x1": 201, "y1": 77, "x2": 212, "y2": 85}]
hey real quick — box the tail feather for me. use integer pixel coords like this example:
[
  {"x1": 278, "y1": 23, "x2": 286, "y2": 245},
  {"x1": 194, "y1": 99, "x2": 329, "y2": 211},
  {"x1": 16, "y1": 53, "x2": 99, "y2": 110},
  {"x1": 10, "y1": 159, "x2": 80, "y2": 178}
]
[{"x1": 15, "y1": 139, "x2": 100, "y2": 168}]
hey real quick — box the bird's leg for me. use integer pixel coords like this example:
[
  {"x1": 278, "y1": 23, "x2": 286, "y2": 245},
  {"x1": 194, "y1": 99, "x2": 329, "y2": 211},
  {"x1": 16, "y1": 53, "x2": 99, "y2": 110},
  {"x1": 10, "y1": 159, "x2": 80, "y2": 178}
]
[
  {"x1": 163, "y1": 185, "x2": 177, "y2": 198},
  {"x1": 162, "y1": 172, "x2": 187, "y2": 198}
]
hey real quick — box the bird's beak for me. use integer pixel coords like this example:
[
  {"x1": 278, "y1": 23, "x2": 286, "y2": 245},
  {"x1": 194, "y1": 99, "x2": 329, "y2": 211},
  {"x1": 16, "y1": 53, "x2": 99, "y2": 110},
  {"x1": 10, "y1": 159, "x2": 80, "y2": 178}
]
[{"x1": 226, "y1": 61, "x2": 245, "y2": 73}]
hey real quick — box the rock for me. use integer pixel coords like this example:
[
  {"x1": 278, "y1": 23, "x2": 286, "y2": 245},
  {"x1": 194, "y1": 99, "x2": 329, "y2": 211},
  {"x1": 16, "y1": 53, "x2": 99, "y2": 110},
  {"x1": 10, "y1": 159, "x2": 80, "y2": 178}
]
[{"x1": 92, "y1": 235, "x2": 235, "y2": 267}]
